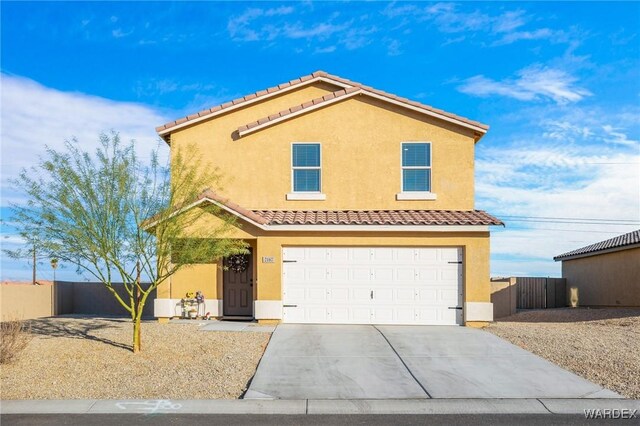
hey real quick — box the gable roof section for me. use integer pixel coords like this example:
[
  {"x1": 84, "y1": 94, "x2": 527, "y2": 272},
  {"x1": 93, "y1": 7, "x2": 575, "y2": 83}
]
[
  {"x1": 554, "y1": 229, "x2": 640, "y2": 261},
  {"x1": 156, "y1": 71, "x2": 351, "y2": 137},
  {"x1": 144, "y1": 190, "x2": 503, "y2": 232},
  {"x1": 156, "y1": 71, "x2": 488, "y2": 140}
]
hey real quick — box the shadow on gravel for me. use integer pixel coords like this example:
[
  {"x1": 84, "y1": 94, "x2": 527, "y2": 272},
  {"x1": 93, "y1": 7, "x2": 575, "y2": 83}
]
[
  {"x1": 495, "y1": 308, "x2": 640, "y2": 323},
  {"x1": 26, "y1": 317, "x2": 132, "y2": 351}
]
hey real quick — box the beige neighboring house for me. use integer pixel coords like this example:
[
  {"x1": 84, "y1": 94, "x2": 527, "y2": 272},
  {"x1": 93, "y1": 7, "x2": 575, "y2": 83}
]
[{"x1": 554, "y1": 229, "x2": 640, "y2": 307}]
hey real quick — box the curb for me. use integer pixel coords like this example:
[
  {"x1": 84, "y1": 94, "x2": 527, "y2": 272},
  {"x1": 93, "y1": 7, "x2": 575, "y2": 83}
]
[{"x1": 1, "y1": 399, "x2": 639, "y2": 415}]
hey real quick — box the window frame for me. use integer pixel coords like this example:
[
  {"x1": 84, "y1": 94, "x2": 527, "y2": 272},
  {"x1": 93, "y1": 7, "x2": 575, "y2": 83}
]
[
  {"x1": 400, "y1": 141, "x2": 432, "y2": 193},
  {"x1": 291, "y1": 142, "x2": 322, "y2": 193}
]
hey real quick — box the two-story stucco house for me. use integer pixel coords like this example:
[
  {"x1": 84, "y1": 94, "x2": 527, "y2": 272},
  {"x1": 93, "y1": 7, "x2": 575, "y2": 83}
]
[{"x1": 153, "y1": 71, "x2": 502, "y2": 327}]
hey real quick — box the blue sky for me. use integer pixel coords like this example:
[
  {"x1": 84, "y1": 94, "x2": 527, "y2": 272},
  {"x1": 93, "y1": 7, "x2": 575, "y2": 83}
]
[{"x1": 1, "y1": 1, "x2": 639, "y2": 281}]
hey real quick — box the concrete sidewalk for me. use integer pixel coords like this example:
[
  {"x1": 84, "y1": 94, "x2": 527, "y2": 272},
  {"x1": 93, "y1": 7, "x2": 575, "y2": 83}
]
[{"x1": 1, "y1": 399, "x2": 639, "y2": 415}]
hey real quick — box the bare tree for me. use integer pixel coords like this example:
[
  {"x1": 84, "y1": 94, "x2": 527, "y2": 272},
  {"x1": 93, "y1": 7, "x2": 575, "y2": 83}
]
[{"x1": 6, "y1": 132, "x2": 246, "y2": 352}]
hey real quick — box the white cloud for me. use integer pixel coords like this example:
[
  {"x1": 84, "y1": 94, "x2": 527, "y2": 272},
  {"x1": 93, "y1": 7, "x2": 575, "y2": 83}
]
[
  {"x1": 386, "y1": 39, "x2": 402, "y2": 56},
  {"x1": 314, "y1": 45, "x2": 336, "y2": 54},
  {"x1": 458, "y1": 65, "x2": 592, "y2": 104},
  {"x1": 602, "y1": 125, "x2": 639, "y2": 147},
  {"x1": 477, "y1": 140, "x2": 640, "y2": 276},
  {"x1": 493, "y1": 28, "x2": 559, "y2": 46},
  {"x1": 0, "y1": 74, "x2": 169, "y2": 206},
  {"x1": 227, "y1": 6, "x2": 377, "y2": 52},
  {"x1": 282, "y1": 21, "x2": 351, "y2": 40},
  {"x1": 112, "y1": 28, "x2": 133, "y2": 38},
  {"x1": 384, "y1": 3, "x2": 565, "y2": 47},
  {"x1": 227, "y1": 6, "x2": 295, "y2": 41}
]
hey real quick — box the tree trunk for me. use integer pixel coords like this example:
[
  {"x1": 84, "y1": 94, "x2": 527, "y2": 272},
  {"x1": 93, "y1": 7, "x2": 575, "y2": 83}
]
[
  {"x1": 133, "y1": 316, "x2": 141, "y2": 353},
  {"x1": 132, "y1": 261, "x2": 142, "y2": 353}
]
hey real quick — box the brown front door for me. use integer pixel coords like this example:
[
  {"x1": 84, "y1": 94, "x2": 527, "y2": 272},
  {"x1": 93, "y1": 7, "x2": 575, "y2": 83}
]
[{"x1": 223, "y1": 250, "x2": 253, "y2": 317}]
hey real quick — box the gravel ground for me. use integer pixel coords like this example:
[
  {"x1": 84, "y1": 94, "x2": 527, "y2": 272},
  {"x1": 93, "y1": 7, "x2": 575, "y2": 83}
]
[
  {"x1": 1, "y1": 316, "x2": 271, "y2": 400},
  {"x1": 485, "y1": 308, "x2": 640, "y2": 399}
]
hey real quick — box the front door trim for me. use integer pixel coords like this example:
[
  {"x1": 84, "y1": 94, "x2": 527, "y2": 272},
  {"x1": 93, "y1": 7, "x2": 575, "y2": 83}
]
[{"x1": 222, "y1": 248, "x2": 254, "y2": 317}]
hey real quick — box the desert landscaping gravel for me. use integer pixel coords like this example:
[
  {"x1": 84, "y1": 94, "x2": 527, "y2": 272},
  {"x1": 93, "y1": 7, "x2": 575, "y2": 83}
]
[
  {"x1": 1, "y1": 316, "x2": 271, "y2": 400},
  {"x1": 486, "y1": 308, "x2": 640, "y2": 399}
]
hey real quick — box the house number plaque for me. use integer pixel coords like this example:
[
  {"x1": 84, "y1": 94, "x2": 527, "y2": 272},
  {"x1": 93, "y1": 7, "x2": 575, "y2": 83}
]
[{"x1": 262, "y1": 256, "x2": 275, "y2": 263}]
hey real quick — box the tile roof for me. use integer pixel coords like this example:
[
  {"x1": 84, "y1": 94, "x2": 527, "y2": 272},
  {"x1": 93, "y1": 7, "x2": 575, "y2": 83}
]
[
  {"x1": 197, "y1": 190, "x2": 270, "y2": 225},
  {"x1": 252, "y1": 209, "x2": 503, "y2": 226},
  {"x1": 156, "y1": 71, "x2": 340, "y2": 134},
  {"x1": 554, "y1": 229, "x2": 640, "y2": 260},
  {"x1": 144, "y1": 190, "x2": 503, "y2": 230},
  {"x1": 156, "y1": 70, "x2": 488, "y2": 136},
  {"x1": 237, "y1": 87, "x2": 360, "y2": 135}
]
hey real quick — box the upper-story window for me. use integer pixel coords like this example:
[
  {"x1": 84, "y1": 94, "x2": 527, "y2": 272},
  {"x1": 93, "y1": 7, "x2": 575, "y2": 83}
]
[
  {"x1": 402, "y1": 142, "x2": 431, "y2": 192},
  {"x1": 292, "y1": 143, "x2": 321, "y2": 192}
]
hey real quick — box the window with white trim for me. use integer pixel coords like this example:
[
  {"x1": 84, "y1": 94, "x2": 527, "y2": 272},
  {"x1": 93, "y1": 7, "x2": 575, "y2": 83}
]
[
  {"x1": 292, "y1": 143, "x2": 321, "y2": 192},
  {"x1": 401, "y1": 142, "x2": 431, "y2": 192}
]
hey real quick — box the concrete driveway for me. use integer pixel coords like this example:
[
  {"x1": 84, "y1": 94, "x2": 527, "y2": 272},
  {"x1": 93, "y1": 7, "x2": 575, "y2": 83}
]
[{"x1": 244, "y1": 325, "x2": 620, "y2": 399}]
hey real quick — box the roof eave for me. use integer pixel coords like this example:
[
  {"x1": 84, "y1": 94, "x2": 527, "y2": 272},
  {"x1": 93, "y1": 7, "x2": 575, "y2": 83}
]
[
  {"x1": 156, "y1": 74, "x2": 352, "y2": 137},
  {"x1": 554, "y1": 242, "x2": 640, "y2": 262}
]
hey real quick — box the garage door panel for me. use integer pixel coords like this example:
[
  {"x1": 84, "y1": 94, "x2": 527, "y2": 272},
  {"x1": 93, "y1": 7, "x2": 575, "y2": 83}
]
[
  {"x1": 396, "y1": 288, "x2": 416, "y2": 301},
  {"x1": 328, "y1": 288, "x2": 349, "y2": 301},
  {"x1": 374, "y1": 288, "x2": 393, "y2": 302},
  {"x1": 395, "y1": 268, "x2": 415, "y2": 281},
  {"x1": 308, "y1": 287, "x2": 327, "y2": 301},
  {"x1": 373, "y1": 248, "x2": 394, "y2": 261},
  {"x1": 328, "y1": 307, "x2": 350, "y2": 322},
  {"x1": 441, "y1": 269, "x2": 460, "y2": 281},
  {"x1": 283, "y1": 247, "x2": 462, "y2": 325},
  {"x1": 353, "y1": 288, "x2": 372, "y2": 302},
  {"x1": 308, "y1": 307, "x2": 327, "y2": 322},
  {"x1": 416, "y1": 308, "x2": 438, "y2": 322},
  {"x1": 417, "y1": 288, "x2": 438, "y2": 302},
  {"x1": 416, "y1": 248, "x2": 438, "y2": 262},
  {"x1": 395, "y1": 249, "x2": 415, "y2": 262},
  {"x1": 440, "y1": 248, "x2": 460, "y2": 262},
  {"x1": 328, "y1": 248, "x2": 349, "y2": 261},
  {"x1": 284, "y1": 287, "x2": 305, "y2": 301},
  {"x1": 307, "y1": 249, "x2": 328, "y2": 261},
  {"x1": 286, "y1": 268, "x2": 306, "y2": 281},
  {"x1": 352, "y1": 307, "x2": 371, "y2": 322},
  {"x1": 284, "y1": 247, "x2": 306, "y2": 261},
  {"x1": 417, "y1": 269, "x2": 438, "y2": 281},
  {"x1": 372, "y1": 268, "x2": 393, "y2": 282},
  {"x1": 351, "y1": 268, "x2": 371, "y2": 281},
  {"x1": 328, "y1": 268, "x2": 349, "y2": 281},
  {"x1": 307, "y1": 268, "x2": 326, "y2": 281},
  {"x1": 372, "y1": 308, "x2": 394, "y2": 322}
]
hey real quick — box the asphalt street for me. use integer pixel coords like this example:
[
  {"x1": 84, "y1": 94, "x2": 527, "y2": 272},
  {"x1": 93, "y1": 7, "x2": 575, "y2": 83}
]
[{"x1": 1, "y1": 414, "x2": 622, "y2": 426}]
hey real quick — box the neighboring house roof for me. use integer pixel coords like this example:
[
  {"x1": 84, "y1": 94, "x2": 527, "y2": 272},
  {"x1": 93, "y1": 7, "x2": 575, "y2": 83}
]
[
  {"x1": 156, "y1": 71, "x2": 489, "y2": 140},
  {"x1": 143, "y1": 190, "x2": 503, "y2": 231},
  {"x1": 554, "y1": 229, "x2": 640, "y2": 261}
]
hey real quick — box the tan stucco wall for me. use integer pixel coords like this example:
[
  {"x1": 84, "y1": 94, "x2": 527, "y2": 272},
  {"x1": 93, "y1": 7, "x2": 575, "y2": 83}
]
[
  {"x1": 170, "y1": 84, "x2": 477, "y2": 211},
  {"x1": 490, "y1": 278, "x2": 517, "y2": 319},
  {"x1": 159, "y1": 239, "x2": 257, "y2": 301},
  {"x1": 1, "y1": 284, "x2": 54, "y2": 321},
  {"x1": 562, "y1": 248, "x2": 640, "y2": 307},
  {"x1": 162, "y1": 231, "x2": 492, "y2": 313}
]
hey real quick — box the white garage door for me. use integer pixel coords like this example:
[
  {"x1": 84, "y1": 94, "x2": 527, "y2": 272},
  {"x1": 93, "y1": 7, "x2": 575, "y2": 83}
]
[{"x1": 282, "y1": 247, "x2": 463, "y2": 325}]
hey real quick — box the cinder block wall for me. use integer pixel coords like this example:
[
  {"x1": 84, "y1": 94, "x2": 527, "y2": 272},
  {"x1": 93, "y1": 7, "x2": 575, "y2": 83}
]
[
  {"x1": 1, "y1": 282, "x2": 157, "y2": 321},
  {"x1": 1, "y1": 284, "x2": 55, "y2": 321}
]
